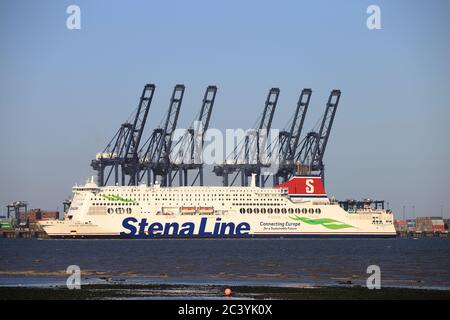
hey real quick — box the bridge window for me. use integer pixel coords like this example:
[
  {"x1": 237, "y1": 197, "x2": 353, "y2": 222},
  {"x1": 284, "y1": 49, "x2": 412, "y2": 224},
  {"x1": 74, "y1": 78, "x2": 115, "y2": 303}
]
[{"x1": 315, "y1": 208, "x2": 321, "y2": 214}]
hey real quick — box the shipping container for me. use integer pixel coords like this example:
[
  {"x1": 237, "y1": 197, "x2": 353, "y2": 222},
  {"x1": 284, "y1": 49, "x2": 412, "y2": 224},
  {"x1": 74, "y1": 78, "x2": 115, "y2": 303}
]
[
  {"x1": 416, "y1": 217, "x2": 445, "y2": 233},
  {"x1": 406, "y1": 219, "x2": 416, "y2": 232},
  {"x1": 394, "y1": 220, "x2": 407, "y2": 232},
  {"x1": 19, "y1": 209, "x2": 59, "y2": 222},
  {"x1": 444, "y1": 219, "x2": 450, "y2": 231},
  {"x1": 431, "y1": 219, "x2": 445, "y2": 232}
]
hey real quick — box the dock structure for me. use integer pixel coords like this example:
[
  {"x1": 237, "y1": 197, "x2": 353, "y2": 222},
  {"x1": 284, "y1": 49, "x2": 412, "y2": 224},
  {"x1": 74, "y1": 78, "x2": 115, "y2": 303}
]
[
  {"x1": 2, "y1": 84, "x2": 448, "y2": 240},
  {"x1": 6, "y1": 201, "x2": 27, "y2": 220},
  {"x1": 1, "y1": 206, "x2": 57, "y2": 239},
  {"x1": 0, "y1": 230, "x2": 48, "y2": 239},
  {"x1": 89, "y1": 84, "x2": 343, "y2": 188},
  {"x1": 394, "y1": 216, "x2": 448, "y2": 237}
]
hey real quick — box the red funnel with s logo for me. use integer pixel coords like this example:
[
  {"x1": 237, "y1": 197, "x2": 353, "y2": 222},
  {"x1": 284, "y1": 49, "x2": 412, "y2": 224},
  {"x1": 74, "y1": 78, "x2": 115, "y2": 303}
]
[{"x1": 274, "y1": 176, "x2": 327, "y2": 197}]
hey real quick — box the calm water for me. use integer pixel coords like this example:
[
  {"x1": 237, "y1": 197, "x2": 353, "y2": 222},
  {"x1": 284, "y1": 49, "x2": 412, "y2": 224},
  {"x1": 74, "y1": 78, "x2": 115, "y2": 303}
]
[{"x1": 1, "y1": 238, "x2": 449, "y2": 289}]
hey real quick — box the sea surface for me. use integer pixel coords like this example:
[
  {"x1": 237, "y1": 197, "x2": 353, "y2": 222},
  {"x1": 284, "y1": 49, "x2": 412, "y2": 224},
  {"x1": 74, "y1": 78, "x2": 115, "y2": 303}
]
[{"x1": 1, "y1": 237, "x2": 449, "y2": 290}]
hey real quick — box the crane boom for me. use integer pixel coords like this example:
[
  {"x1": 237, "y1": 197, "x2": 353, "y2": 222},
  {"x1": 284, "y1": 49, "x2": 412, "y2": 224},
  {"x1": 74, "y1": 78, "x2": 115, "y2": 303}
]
[
  {"x1": 310, "y1": 89, "x2": 341, "y2": 173},
  {"x1": 282, "y1": 88, "x2": 312, "y2": 161},
  {"x1": 191, "y1": 85, "x2": 217, "y2": 163},
  {"x1": 272, "y1": 88, "x2": 312, "y2": 184},
  {"x1": 155, "y1": 84, "x2": 185, "y2": 165},
  {"x1": 259, "y1": 88, "x2": 280, "y2": 130},
  {"x1": 123, "y1": 84, "x2": 156, "y2": 185},
  {"x1": 213, "y1": 88, "x2": 280, "y2": 186},
  {"x1": 168, "y1": 85, "x2": 217, "y2": 186},
  {"x1": 295, "y1": 89, "x2": 341, "y2": 180},
  {"x1": 137, "y1": 84, "x2": 185, "y2": 186},
  {"x1": 199, "y1": 87, "x2": 216, "y2": 139},
  {"x1": 91, "y1": 84, "x2": 155, "y2": 186}
]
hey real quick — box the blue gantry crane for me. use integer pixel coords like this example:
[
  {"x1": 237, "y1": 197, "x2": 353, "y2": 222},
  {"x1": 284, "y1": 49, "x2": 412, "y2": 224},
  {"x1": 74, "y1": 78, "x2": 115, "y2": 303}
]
[
  {"x1": 213, "y1": 88, "x2": 280, "y2": 186},
  {"x1": 91, "y1": 84, "x2": 155, "y2": 186},
  {"x1": 295, "y1": 89, "x2": 341, "y2": 181},
  {"x1": 168, "y1": 85, "x2": 217, "y2": 186},
  {"x1": 122, "y1": 84, "x2": 156, "y2": 185},
  {"x1": 91, "y1": 84, "x2": 340, "y2": 188},
  {"x1": 91, "y1": 123, "x2": 131, "y2": 186},
  {"x1": 138, "y1": 84, "x2": 185, "y2": 186},
  {"x1": 272, "y1": 88, "x2": 312, "y2": 185}
]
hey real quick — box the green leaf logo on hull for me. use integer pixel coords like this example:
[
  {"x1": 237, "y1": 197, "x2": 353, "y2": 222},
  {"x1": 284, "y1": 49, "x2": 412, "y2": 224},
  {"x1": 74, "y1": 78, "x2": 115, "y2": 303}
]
[
  {"x1": 289, "y1": 216, "x2": 355, "y2": 230},
  {"x1": 101, "y1": 194, "x2": 137, "y2": 203}
]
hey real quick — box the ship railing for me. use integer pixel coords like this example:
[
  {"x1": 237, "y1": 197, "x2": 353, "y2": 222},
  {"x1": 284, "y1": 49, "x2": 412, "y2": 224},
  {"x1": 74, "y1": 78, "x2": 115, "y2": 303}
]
[{"x1": 349, "y1": 208, "x2": 386, "y2": 214}]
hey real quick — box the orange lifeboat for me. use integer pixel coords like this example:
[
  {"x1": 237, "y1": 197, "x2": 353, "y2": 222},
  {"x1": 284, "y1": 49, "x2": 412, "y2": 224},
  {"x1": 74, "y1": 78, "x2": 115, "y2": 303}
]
[
  {"x1": 181, "y1": 207, "x2": 196, "y2": 215},
  {"x1": 198, "y1": 207, "x2": 214, "y2": 214}
]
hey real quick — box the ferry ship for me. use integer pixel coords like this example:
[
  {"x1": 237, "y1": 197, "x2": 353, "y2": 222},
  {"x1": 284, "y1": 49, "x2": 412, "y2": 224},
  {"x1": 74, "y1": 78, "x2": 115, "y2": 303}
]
[{"x1": 39, "y1": 174, "x2": 396, "y2": 239}]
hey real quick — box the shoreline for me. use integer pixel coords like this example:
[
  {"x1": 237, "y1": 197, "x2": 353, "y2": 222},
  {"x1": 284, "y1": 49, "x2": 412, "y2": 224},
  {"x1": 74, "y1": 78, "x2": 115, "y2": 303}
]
[
  {"x1": 1, "y1": 274, "x2": 449, "y2": 292},
  {"x1": 1, "y1": 283, "x2": 450, "y2": 300}
]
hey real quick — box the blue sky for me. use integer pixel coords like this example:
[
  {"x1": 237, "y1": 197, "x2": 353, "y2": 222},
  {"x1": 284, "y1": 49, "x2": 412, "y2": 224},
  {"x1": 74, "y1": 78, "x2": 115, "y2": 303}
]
[{"x1": 1, "y1": 0, "x2": 449, "y2": 218}]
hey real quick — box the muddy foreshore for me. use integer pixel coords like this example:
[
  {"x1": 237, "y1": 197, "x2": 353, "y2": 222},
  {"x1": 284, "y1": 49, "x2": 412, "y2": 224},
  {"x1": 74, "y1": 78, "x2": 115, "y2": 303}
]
[{"x1": 1, "y1": 283, "x2": 450, "y2": 300}]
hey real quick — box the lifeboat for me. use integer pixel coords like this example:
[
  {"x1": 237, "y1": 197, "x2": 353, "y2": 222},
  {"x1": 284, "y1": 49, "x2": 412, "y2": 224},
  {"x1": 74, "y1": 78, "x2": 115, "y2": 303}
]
[
  {"x1": 198, "y1": 207, "x2": 214, "y2": 215},
  {"x1": 181, "y1": 207, "x2": 197, "y2": 215}
]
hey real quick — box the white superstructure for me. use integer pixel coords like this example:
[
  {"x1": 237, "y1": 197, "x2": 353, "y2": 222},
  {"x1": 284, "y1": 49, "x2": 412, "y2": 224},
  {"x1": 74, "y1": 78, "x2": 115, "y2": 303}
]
[{"x1": 39, "y1": 175, "x2": 396, "y2": 238}]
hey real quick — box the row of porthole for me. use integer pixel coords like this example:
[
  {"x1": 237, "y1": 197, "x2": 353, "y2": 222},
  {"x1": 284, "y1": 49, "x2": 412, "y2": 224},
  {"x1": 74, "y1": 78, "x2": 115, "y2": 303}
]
[
  {"x1": 107, "y1": 208, "x2": 132, "y2": 214},
  {"x1": 104, "y1": 207, "x2": 322, "y2": 215},
  {"x1": 239, "y1": 208, "x2": 321, "y2": 214},
  {"x1": 94, "y1": 203, "x2": 139, "y2": 206},
  {"x1": 233, "y1": 203, "x2": 282, "y2": 207}
]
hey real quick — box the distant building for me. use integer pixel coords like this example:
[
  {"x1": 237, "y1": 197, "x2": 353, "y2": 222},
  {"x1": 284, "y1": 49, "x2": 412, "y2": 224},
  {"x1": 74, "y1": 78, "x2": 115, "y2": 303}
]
[
  {"x1": 18, "y1": 209, "x2": 59, "y2": 223},
  {"x1": 444, "y1": 219, "x2": 450, "y2": 231},
  {"x1": 394, "y1": 220, "x2": 407, "y2": 233},
  {"x1": 415, "y1": 217, "x2": 445, "y2": 233},
  {"x1": 406, "y1": 219, "x2": 416, "y2": 232}
]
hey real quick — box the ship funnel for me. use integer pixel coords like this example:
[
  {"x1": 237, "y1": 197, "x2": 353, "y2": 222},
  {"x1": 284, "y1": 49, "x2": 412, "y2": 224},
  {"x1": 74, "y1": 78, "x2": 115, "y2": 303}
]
[{"x1": 274, "y1": 176, "x2": 327, "y2": 198}]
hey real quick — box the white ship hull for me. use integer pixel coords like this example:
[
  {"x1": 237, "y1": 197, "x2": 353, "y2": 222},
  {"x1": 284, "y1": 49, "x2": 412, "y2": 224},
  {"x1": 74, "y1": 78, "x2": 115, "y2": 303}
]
[
  {"x1": 40, "y1": 213, "x2": 396, "y2": 239},
  {"x1": 39, "y1": 175, "x2": 396, "y2": 239}
]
